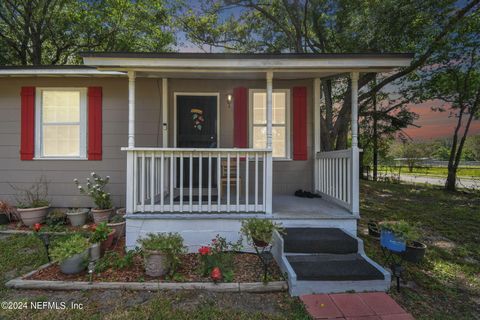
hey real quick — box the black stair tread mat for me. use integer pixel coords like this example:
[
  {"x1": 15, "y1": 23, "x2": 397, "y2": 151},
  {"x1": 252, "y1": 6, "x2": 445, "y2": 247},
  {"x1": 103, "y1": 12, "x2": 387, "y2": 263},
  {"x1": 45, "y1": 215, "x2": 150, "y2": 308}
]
[
  {"x1": 286, "y1": 253, "x2": 384, "y2": 281},
  {"x1": 283, "y1": 228, "x2": 358, "y2": 254}
]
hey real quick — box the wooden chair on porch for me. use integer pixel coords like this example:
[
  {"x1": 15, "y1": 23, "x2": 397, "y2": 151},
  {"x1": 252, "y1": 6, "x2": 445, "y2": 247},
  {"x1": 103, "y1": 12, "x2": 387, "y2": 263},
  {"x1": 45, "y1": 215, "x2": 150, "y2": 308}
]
[{"x1": 221, "y1": 158, "x2": 242, "y2": 196}]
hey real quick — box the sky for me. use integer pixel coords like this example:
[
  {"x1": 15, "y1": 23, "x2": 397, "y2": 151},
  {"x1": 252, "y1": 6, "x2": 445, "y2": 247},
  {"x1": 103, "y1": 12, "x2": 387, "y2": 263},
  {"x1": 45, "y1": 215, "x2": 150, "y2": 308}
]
[
  {"x1": 403, "y1": 101, "x2": 480, "y2": 140},
  {"x1": 175, "y1": 1, "x2": 479, "y2": 141}
]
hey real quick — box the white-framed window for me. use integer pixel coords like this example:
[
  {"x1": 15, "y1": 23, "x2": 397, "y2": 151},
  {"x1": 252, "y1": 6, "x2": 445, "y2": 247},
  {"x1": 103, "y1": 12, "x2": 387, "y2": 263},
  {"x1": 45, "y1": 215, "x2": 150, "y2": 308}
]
[
  {"x1": 249, "y1": 89, "x2": 290, "y2": 159},
  {"x1": 35, "y1": 88, "x2": 87, "y2": 159}
]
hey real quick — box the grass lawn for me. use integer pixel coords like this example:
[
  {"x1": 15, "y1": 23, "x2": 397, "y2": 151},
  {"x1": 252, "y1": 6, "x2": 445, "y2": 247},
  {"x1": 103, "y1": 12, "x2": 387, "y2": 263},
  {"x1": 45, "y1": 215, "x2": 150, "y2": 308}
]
[
  {"x1": 378, "y1": 165, "x2": 480, "y2": 179},
  {"x1": 359, "y1": 181, "x2": 480, "y2": 320},
  {"x1": 1, "y1": 181, "x2": 479, "y2": 319}
]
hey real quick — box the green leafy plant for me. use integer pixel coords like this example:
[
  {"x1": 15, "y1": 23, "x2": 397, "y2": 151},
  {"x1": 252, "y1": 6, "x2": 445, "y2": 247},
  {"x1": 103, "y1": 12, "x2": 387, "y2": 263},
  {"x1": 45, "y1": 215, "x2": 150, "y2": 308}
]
[
  {"x1": 139, "y1": 233, "x2": 186, "y2": 276},
  {"x1": 94, "y1": 250, "x2": 137, "y2": 273},
  {"x1": 74, "y1": 173, "x2": 112, "y2": 210},
  {"x1": 50, "y1": 234, "x2": 90, "y2": 262},
  {"x1": 241, "y1": 218, "x2": 284, "y2": 246},
  {"x1": 89, "y1": 222, "x2": 113, "y2": 244},
  {"x1": 381, "y1": 220, "x2": 420, "y2": 243},
  {"x1": 9, "y1": 176, "x2": 50, "y2": 209},
  {"x1": 198, "y1": 234, "x2": 243, "y2": 282},
  {"x1": 46, "y1": 209, "x2": 67, "y2": 227}
]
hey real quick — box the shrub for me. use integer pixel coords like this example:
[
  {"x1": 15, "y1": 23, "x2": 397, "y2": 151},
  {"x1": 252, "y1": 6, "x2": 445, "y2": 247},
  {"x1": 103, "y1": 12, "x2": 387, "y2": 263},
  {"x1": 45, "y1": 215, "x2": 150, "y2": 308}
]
[
  {"x1": 139, "y1": 233, "x2": 185, "y2": 275},
  {"x1": 74, "y1": 173, "x2": 112, "y2": 210},
  {"x1": 9, "y1": 176, "x2": 50, "y2": 209},
  {"x1": 50, "y1": 234, "x2": 90, "y2": 262},
  {"x1": 46, "y1": 209, "x2": 67, "y2": 227},
  {"x1": 94, "y1": 250, "x2": 137, "y2": 273},
  {"x1": 241, "y1": 218, "x2": 284, "y2": 245},
  {"x1": 89, "y1": 222, "x2": 113, "y2": 244},
  {"x1": 198, "y1": 234, "x2": 243, "y2": 282}
]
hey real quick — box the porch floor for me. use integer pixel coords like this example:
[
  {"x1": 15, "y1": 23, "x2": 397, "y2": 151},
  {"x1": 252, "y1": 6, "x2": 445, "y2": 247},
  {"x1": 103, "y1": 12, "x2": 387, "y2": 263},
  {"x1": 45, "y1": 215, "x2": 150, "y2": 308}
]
[{"x1": 272, "y1": 195, "x2": 353, "y2": 220}]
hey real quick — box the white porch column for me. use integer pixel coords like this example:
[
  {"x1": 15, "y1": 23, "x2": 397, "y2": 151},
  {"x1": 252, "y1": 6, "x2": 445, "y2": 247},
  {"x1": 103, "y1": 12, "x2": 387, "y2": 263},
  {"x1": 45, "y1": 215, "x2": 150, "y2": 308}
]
[
  {"x1": 162, "y1": 78, "x2": 168, "y2": 147},
  {"x1": 128, "y1": 71, "x2": 136, "y2": 148},
  {"x1": 350, "y1": 72, "x2": 360, "y2": 216},
  {"x1": 313, "y1": 78, "x2": 321, "y2": 191},
  {"x1": 265, "y1": 71, "x2": 273, "y2": 215},
  {"x1": 126, "y1": 71, "x2": 136, "y2": 214}
]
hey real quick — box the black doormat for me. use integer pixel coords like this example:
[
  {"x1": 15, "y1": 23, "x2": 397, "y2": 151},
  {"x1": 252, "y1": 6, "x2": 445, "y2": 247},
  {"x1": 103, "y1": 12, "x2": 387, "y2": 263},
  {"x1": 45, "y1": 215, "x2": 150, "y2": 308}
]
[{"x1": 173, "y1": 195, "x2": 219, "y2": 202}]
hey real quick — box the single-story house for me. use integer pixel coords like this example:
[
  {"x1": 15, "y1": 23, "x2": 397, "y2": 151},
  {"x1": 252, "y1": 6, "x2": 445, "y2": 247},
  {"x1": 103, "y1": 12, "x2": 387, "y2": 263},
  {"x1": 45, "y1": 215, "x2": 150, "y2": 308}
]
[{"x1": 0, "y1": 52, "x2": 413, "y2": 295}]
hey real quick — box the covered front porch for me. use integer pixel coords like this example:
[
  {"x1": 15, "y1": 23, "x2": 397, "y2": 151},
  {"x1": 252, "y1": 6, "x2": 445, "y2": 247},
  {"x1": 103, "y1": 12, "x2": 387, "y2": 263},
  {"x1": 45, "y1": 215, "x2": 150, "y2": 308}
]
[{"x1": 82, "y1": 53, "x2": 411, "y2": 219}]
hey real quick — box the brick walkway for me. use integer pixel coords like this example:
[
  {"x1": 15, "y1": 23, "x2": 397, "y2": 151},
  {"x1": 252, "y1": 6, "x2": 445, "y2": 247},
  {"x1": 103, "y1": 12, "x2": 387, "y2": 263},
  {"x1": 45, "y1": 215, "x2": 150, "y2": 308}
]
[{"x1": 300, "y1": 292, "x2": 414, "y2": 320}]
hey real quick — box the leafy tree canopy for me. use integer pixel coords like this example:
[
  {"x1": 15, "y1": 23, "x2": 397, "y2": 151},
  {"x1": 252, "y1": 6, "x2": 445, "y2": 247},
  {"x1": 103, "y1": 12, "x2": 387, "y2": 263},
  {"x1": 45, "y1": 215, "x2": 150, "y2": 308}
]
[{"x1": 0, "y1": 0, "x2": 176, "y2": 65}]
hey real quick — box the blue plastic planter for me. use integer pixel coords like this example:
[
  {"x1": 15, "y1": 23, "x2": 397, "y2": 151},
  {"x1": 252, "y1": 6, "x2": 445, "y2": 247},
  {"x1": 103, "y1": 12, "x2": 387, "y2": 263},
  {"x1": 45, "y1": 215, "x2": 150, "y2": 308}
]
[{"x1": 380, "y1": 229, "x2": 406, "y2": 253}]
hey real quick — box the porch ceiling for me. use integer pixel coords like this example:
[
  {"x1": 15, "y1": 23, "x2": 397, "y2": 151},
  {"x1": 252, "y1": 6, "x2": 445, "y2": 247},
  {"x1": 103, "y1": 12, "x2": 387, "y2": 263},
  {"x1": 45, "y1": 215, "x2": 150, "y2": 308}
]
[{"x1": 119, "y1": 70, "x2": 345, "y2": 80}]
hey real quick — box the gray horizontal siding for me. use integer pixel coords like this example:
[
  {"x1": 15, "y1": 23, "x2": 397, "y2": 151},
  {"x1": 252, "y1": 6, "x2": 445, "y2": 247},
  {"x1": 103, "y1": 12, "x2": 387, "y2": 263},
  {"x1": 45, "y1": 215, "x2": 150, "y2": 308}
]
[{"x1": 0, "y1": 76, "x2": 314, "y2": 208}]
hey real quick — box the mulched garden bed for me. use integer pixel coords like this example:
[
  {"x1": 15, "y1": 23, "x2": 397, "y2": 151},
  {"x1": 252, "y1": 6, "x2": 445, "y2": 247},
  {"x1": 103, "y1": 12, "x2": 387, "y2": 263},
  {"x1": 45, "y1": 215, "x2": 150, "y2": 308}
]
[{"x1": 26, "y1": 239, "x2": 283, "y2": 283}]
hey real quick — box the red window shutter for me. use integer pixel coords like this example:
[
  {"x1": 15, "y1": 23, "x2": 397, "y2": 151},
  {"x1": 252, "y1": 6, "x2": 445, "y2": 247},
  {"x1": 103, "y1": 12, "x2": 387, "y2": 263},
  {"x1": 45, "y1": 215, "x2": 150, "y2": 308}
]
[
  {"x1": 293, "y1": 87, "x2": 308, "y2": 160},
  {"x1": 20, "y1": 87, "x2": 35, "y2": 160},
  {"x1": 88, "y1": 87, "x2": 102, "y2": 160},
  {"x1": 233, "y1": 87, "x2": 248, "y2": 148}
]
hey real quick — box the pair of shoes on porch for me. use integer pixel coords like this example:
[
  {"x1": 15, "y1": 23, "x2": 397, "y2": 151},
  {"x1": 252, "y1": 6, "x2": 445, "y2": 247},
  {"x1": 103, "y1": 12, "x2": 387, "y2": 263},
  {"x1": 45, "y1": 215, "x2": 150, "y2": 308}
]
[{"x1": 294, "y1": 189, "x2": 322, "y2": 199}]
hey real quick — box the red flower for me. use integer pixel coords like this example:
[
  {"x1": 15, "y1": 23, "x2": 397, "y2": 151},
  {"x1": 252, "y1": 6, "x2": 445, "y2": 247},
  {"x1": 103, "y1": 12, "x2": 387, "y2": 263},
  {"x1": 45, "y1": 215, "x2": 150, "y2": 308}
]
[
  {"x1": 198, "y1": 246, "x2": 211, "y2": 256},
  {"x1": 33, "y1": 223, "x2": 42, "y2": 232},
  {"x1": 211, "y1": 267, "x2": 222, "y2": 282}
]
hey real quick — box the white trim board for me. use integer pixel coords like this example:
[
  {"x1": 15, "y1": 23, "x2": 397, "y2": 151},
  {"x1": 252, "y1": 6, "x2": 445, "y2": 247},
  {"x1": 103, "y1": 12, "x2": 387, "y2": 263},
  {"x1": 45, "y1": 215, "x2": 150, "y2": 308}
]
[{"x1": 34, "y1": 87, "x2": 87, "y2": 160}]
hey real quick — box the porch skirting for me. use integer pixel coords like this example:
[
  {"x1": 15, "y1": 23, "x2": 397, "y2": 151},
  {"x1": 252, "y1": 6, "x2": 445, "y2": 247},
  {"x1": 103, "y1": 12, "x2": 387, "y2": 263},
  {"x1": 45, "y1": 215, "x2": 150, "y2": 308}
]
[{"x1": 126, "y1": 213, "x2": 357, "y2": 252}]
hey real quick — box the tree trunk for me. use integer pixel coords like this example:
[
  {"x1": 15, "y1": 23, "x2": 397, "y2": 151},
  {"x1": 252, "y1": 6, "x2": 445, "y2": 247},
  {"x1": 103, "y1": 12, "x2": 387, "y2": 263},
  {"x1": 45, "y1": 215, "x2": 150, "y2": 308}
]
[
  {"x1": 372, "y1": 75, "x2": 378, "y2": 181},
  {"x1": 445, "y1": 106, "x2": 465, "y2": 191}
]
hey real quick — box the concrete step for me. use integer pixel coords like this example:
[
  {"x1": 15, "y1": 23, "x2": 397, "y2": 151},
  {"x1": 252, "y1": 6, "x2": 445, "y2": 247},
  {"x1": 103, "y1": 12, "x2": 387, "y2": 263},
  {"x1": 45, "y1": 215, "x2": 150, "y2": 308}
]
[
  {"x1": 271, "y1": 228, "x2": 391, "y2": 296},
  {"x1": 286, "y1": 253, "x2": 385, "y2": 281},
  {"x1": 283, "y1": 228, "x2": 358, "y2": 254}
]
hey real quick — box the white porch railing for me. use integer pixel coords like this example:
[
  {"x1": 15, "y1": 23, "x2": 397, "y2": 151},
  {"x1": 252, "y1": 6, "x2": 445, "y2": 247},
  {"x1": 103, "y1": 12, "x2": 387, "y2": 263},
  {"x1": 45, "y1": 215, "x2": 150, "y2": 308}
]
[
  {"x1": 315, "y1": 148, "x2": 359, "y2": 214},
  {"x1": 123, "y1": 148, "x2": 272, "y2": 214}
]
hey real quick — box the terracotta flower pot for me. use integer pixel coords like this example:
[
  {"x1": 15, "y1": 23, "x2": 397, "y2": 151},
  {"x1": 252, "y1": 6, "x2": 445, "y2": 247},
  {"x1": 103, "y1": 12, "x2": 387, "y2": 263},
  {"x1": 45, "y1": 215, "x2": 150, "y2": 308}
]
[
  {"x1": 401, "y1": 241, "x2": 427, "y2": 263},
  {"x1": 144, "y1": 249, "x2": 168, "y2": 277},
  {"x1": 91, "y1": 208, "x2": 113, "y2": 224},
  {"x1": 59, "y1": 250, "x2": 88, "y2": 274},
  {"x1": 100, "y1": 230, "x2": 116, "y2": 255},
  {"x1": 66, "y1": 209, "x2": 89, "y2": 227},
  {"x1": 17, "y1": 206, "x2": 49, "y2": 227},
  {"x1": 107, "y1": 221, "x2": 126, "y2": 240}
]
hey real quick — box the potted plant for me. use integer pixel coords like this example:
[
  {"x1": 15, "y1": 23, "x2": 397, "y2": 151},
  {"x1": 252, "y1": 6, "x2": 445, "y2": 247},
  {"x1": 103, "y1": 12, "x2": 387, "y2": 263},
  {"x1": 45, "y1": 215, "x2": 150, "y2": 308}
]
[
  {"x1": 75, "y1": 173, "x2": 113, "y2": 223},
  {"x1": 139, "y1": 233, "x2": 185, "y2": 277},
  {"x1": 0, "y1": 201, "x2": 17, "y2": 225},
  {"x1": 107, "y1": 214, "x2": 126, "y2": 240},
  {"x1": 50, "y1": 234, "x2": 90, "y2": 274},
  {"x1": 10, "y1": 177, "x2": 50, "y2": 227},
  {"x1": 90, "y1": 222, "x2": 115, "y2": 256},
  {"x1": 66, "y1": 208, "x2": 89, "y2": 227},
  {"x1": 381, "y1": 221, "x2": 427, "y2": 262},
  {"x1": 241, "y1": 218, "x2": 284, "y2": 247}
]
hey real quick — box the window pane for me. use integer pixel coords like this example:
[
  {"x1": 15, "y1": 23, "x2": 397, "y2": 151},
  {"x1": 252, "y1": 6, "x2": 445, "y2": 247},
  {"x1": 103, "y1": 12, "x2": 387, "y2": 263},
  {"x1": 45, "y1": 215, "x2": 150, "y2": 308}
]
[
  {"x1": 43, "y1": 125, "x2": 80, "y2": 156},
  {"x1": 253, "y1": 92, "x2": 266, "y2": 124},
  {"x1": 272, "y1": 127, "x2": 286, "y2": 158},
  {"x1": 273, "y1": 92, "x2": 286, "y2": 125},
  {"x1": 253, "y1": 126, "x2": 266, "y2": 149},
  {"x1": 42, "y1": 91, "x2": 80, "y2": 123}
]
